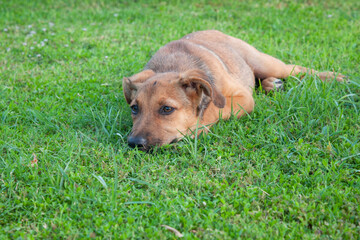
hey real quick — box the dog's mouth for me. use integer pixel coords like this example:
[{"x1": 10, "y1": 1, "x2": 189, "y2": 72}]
[{"x1": 170, "y1": 138, "x2": 179, "y2": 144}]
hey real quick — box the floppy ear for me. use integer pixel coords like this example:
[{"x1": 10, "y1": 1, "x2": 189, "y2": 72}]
[
  {"x1": 123, "y1": 69, "x2": 155, "y2": 104},
  {"x1": 179, "y1": 69, "x2": 225, "y2": 114}
]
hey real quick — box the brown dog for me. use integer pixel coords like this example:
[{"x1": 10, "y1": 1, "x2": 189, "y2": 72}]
[{"x1": 123, "y1": 30, "x2": 345, "y2": 150}]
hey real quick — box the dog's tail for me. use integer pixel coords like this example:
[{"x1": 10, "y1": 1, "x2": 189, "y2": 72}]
[
  {"x1": 258, "y1": 64, "x2": 347, "y2": 92},
  {"x1": 287, "y1": 65, "x2": 347, "y2": 82}
]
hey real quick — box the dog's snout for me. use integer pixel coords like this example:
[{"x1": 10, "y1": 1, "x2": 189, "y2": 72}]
[{"x1": 128, "y1": 135, "x2": 148, "y2": 149}]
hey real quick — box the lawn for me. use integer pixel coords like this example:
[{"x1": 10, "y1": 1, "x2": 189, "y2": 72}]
[{"x1": 1, "y1": 0, "x2": 359, "y2": 239}]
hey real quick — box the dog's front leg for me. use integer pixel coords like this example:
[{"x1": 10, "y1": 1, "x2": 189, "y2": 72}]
[
  {"x1": 201, "y1": 91, "x2": 254, "y2": 125},
  {"x1": 222, "y1": 94, "x2": 255, "y2": 120}
]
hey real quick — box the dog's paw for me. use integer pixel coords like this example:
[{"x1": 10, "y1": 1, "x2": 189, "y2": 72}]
[
  {"x1": 261, "y1": 77, "x2": 284, "y2": 93},
  {"x1": 335, "y1": 74, "x2": 350, "y2": 83},
  {"x1": 318, "y1": 72, "x2": 349, "y2": 82},
  {"x1": 273, "y1": 79, "x2": 284, "y2": 91}
]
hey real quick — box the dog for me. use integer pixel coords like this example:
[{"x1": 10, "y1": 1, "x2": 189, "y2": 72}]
[{"x1": 123, "y1": 30, "x2": 345, "y2": 150}]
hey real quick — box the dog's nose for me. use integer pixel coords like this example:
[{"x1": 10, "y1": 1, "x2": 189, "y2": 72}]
[{"x1": 127, "y1": 135, "x2": 148, "y2": 149}]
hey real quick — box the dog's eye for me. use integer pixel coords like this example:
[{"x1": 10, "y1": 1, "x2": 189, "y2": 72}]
[
  {"x1": 159, "y1": 106, "x2": 175, "y2": 115},
  {"x1": 130, "y1": 105, "x2": 139, "y2": 115}
]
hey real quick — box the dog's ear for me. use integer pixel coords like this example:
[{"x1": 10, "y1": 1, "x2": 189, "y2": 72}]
[
  {"x1": 179, "y1": 69, "x2": 225, "y2": 113},
  {"x1": 123, "y1": 69, "x2": 155, "y2": 104}
]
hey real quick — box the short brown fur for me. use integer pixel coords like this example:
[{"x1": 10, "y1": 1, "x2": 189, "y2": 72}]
[{"x1": 123, "y1": 30, "x2": 345, "y2": 150}]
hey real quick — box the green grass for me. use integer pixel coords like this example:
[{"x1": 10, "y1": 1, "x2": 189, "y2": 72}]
[{"x1": 1, "y1": 0, "x2": 360, "y2": 239}]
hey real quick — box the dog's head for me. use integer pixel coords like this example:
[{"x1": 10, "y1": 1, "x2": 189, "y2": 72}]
[{"x1": 123, "y1": 69, "x2": 225, "y2": 150}]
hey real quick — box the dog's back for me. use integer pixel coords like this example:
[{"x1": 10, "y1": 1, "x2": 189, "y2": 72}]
[{"x1": 145, "y1": 30, "x2": 256, "y2": 93}]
